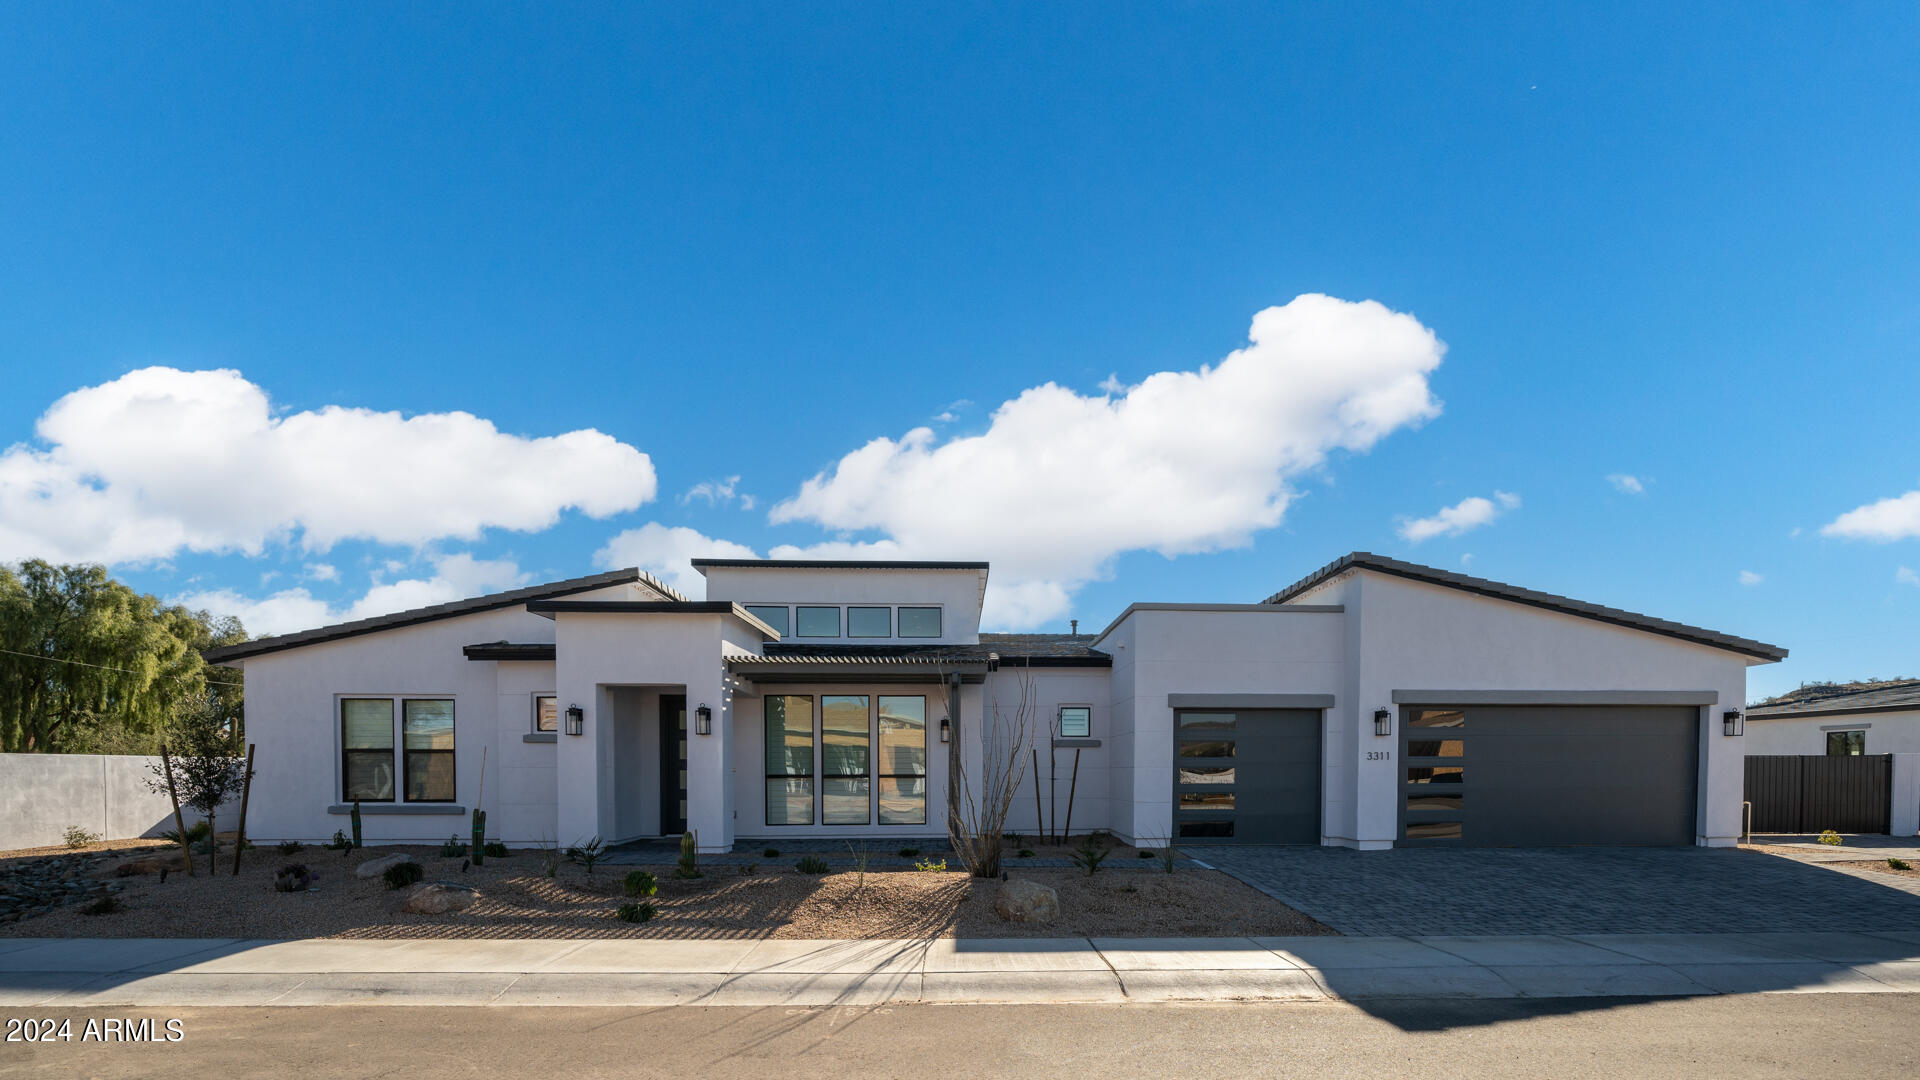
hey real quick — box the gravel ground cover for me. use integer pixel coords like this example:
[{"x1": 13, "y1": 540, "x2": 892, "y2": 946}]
[{"x1": 0, "y1": 840, "x2": 1333, "y2": 940}]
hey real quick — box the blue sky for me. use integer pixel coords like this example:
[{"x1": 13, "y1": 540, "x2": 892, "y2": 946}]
[{"x1": 1, "y1": 5, "x2": 1916, "y2": 700}]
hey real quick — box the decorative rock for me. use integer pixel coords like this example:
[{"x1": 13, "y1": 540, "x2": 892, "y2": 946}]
[
  {"x1": 354, "y1": 853, "x2": 413, "y2": 879},
  {"x1": 402, "y1": 882, "x2": 480, "y2": 914},
  {"x1": 992, "y1": 878, "x2": 1060, "y2": 923}
]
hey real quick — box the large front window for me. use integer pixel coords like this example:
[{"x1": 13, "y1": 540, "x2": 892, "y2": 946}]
[
  {"x1": 765, "y1": 694, "x2": 815, "y2": 824},
  {"x1": 403, "y1": 700, "x2": 456, "y2": 802},
  {"x1": 763, "y1": 692, "x2": 928, "y2": 826},
  {"x1": 341, "y1": 697, "x2": 453, "y2": 803},
  {"x1": 342, "y1": 698, "x2": 395, "y2": 802}
]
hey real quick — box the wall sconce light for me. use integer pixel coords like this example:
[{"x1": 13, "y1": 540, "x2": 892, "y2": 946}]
[
  {"x1": 939, "y1": 716, "x2": 951, "y2": 743},
  {"x1": 1374, "y1": 708, "x2": 1393, "y2": 737},
  {"x1": 1723, "y1": 709, "x2": 1744, "y2": 736},
  {"x1": 694, "y1": 703, "x2": 712, "y2": 735},
  {"x1": 565, "y1": 705, "x2": 584, "y2": 736}
]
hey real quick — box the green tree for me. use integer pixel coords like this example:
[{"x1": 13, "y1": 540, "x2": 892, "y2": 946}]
[
  {"x1": 0, "y1": 560, "x2": 246, "y2": 753},
  {"x1": 146, "y1": 692, "x2": 247, "y2": 869}
]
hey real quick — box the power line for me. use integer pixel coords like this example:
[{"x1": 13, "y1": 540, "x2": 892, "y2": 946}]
[{"x1": 0, "y1": 645, "x2": 245, "y2": 688}]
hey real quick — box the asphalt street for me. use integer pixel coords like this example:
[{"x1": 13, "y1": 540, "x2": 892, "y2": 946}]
[{"x1": 4, "y1": 995, "x2": 1918, "y2": 1079}]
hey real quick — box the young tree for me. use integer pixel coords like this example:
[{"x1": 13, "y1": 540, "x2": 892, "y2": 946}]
[
  {"x1": 147, "y1": 693, "x2": 247, "y2": 872},
  {"x1": 946, "y1": 661, "x2": 1036, "y2": 878}
]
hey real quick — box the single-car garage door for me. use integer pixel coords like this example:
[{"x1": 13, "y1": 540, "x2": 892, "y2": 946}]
[
  {"x1": 1175, "y1": 708, "x2": 1321, "y2": 844},
  {"x1": 1400, "y1": 704, "x2": 1699, "y2": 846}
]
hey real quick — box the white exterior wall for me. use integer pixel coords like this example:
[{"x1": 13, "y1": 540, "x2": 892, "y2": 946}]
[
  {"x1": 1744, "y1": 710, "x2": 1920, "y2": 756},
  {"x1": 990, "y1": 668, "x2": 1114, "y2": 837},
  {"x1": 700, "y1": 567, "x2": 985, "y2": 644},
  {"x1": 1327, "y1": 571, "x2": 1755, "y2": 848},
  {"x1": 1097, "y1": 608, "x2": 1346, "y2": 846},
  {"x1": 237, "y1": 605, "x2": 566, "y2": 845}
]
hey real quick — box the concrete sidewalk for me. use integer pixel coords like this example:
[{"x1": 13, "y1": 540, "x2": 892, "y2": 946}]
[{"x1": 2, "y1": 932, "x2": 1918, "y2": 1007}]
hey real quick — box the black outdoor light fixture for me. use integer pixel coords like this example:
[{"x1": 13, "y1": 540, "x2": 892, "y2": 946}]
[
  {"x1": 1723, "y1": 709, "x2": 1744, "y2": 736},
  {"x1": 939, "y1": 715, "x2": 951, "y2": 743},
  {"x1": 565, "y1": 704, "x2": 584, "y2": 736},
  {"x1": 1374, "y1": 708, "x2": 1393, "y2": 737},
  {"x1": 695, "y1": 703, "x2": 713, "y2": 735}
]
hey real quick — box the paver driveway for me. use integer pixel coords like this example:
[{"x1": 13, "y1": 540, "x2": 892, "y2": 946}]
[{"x1": 1200, "y1": 846, "x2": 1920, "y2": 936}]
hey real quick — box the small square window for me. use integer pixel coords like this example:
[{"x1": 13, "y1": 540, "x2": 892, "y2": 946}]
[
  {"x1": 1058, "y1": 705, "x2": 1091, "y2": 738},
  {"x1": 1826, "y1": 730, "x2": 1865, "y2": 756},
  {"x1": 796, "y1": 606, "x2": 840, "y2": 637},
  {"x1": 534, "y1": 695, "x2": 558, "y2": 733},
  {"x1": 898, "y1": 607, "x2": 941, "y2": 638},
  {"x1": 848, "y1": 606, "x2": 892, "y2": 638}
]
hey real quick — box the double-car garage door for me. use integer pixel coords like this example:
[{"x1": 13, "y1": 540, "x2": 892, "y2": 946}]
[{"x1": 1175, "y1": 704, "x2": 1700, "y2": 846}]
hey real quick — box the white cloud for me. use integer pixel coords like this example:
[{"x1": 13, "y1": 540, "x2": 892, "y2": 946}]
[
  {"x1": 1739, "y1": 570, "x2": 1764, "y2": 586},
  {"x1": 303, "y1": 562, "x2": 338, "y2": 582},
  {"x1": 765, "y1": 294, "x2": 1445, "y2": 625},
  {"x1": 1397, "y1": 491, "x2": 1520, "y2": 544},
  {"x1": 1607, "y1": 474, "x2": 1646, "y2": 495},
  {"x1": 1823, "y1": 489, "x2": 1920, "y2": 541},
  {"x1": 0, "y1": 366, "x2": 658, "y2": 564},
  {"x1": 594, "y1": 523, "x2": 760, "y2": 598},
  {"x1": 175, "y1": 551, "x2": 529, "y2": 637},
  {"x1": 1897, "y1": 566, "x2": 1920, "y2": 588},
  {"x1": 1097, "y1": 374, "x2": 1130, "y2": 396},
  {"x1": 681, "y1": 476, "x2": 742, "y2": 507}
]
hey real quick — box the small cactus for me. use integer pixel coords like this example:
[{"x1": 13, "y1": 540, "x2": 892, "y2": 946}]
[
  {"x1": 349, "y1": 800, "x2": 363, "y2": 849},
  {"x1": 674, "y1": 830, "x2": 702, "y2": 879}
]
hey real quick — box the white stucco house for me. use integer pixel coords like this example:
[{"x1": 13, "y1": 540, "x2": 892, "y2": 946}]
[
  {"x1": 1744, "y1": 682, "x2": 1920, "y2": 757},
  {"x1": 206, "y1": 552, "x2": 1787, "y2": 853}
]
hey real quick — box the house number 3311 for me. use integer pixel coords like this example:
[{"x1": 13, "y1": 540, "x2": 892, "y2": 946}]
[{"x1": 1365, "y1": 751, "x2": 1391, "y2": 761}]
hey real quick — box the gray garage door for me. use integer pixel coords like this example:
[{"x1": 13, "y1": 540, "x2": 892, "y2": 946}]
[
  {"x1": 1400, "y1": 704, "x2": 1699, "y2": 846},
  {"x1": 1175, "y1": 708, "x2": 1321, "y2": 844}
]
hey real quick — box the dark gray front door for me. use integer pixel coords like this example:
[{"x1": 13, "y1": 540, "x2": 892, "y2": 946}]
[
  {"x1": 1401, "y1": 704, "x2": 1699, "y2": 846},
  {"x1": 659, "y1": 694, "x2": 687, "y2": 836},
  {"x1": 1176, "y1": 708, "x2": 1322, "y2": 844}
]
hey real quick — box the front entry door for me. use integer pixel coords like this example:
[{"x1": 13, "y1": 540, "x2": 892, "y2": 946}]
[{"x1": 660, "y1": 694, "x2": 687, "y2": 836}]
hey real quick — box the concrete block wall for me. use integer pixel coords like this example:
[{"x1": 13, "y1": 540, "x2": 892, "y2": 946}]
[{"x1": 0, "y1": 754, "x2": 241, "y2": 850}]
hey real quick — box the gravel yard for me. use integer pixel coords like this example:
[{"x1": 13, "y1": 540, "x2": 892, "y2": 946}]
[{"x1": 0, "y1": 841, "x2": 1333, "y2": 940}]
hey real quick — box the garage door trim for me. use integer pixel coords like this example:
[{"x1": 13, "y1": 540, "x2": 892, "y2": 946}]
[{"x1": 1392, "y1": 689, "x2": 1718, "y2": 706}]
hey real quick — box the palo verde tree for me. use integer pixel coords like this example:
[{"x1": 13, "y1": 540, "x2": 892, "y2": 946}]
[{"x1": 0, "y1": 560, "x2": 247, "y2": 753}]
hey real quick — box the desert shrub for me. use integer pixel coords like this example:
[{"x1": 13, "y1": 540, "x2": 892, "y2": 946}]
[
  {"x1": 1017, "y1": 849, "x2": 1035, "y2": 858},
  {"x1": 1889, "y1": 857, "x2": 1912, "y2": 871},
  {"x1": 162, "y1": 820, "x2": 213, "y2": 845},
  {"x1": 617, "y1": 901, "x2": 657, "y2": 923},
  {"x1": 326, "y1": 830, "x2": 353, "y2": 851},
  {"x1": 273, "y1": 864, "x2": 314, "y2": 892},
  {"x1": 796, "y1": 855, "x2": 831, "y2": 874},
  {"x1": 1818, "y1": 829, "x2": 1844, "y2": 847},
  {"x1": 440, "y1": 835, "x2": 468, "y2": 858},
  {"x1": 566, "y1": 836, "x2": 605, "y2": 875},
  {"x1": 277, "y1": 840, "x2": 304, "y2": 856},
  {"x1": 483, "y1": 842, "x2": 510, "y2": 859},
  {"x1": 897, "y1": 847, "x2": 920, "y2": 858},
  {"x1": 739, "y1": 862, "x2": 758, "y2": 875},
  {"x1": 80, "y1": 893, "x2": 121, "y2": 916},
  {"x1": 624, "y1": 870, "x2": 658, "y2": 897},
  {"x1": 63, "y1": 825, "x2": 101, "y2": 848},
  {"x1": 762, "y1": 847, "x2": 780, "y2": 858},
  {"x1": 914, "y1": 857, "x2": 947, "y2": 872},
  {"x1": 1069, "y1": 835, "x2": 1111, "y2": 876},
  {"x1": 383, "y1": 861, "x2": 425, "y2": 889}
]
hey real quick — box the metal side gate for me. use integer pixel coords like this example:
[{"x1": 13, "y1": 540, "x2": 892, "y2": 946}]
[{"x1": 1744, "y1": 754, "x2": 1892, "y2": 834}]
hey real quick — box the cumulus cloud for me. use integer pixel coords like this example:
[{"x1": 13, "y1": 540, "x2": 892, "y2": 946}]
[
  {"x1": 760, "y1": 294, "x2": 1444, "y2": 624},
  {"x1": 1608, "y1": 474, "x2": 1646, "y2": 495},
  {"x1": 595, "y1": 523, "x2": 760, "y2": 598},
  {"x1": 304, "y1": 562, "x2": 338, "y2": 582},
  {"x1": 0, "y1": 367, "x2": 658, "y2": 564},
  {"x1": 1397, "y1": 491, "x2": 1520, "y2": 544},
  {"x1": 682, "y1": 476, "x2": 747, "y2": 508},
  {"x1": 175, "y1": 551, "x2": 530, "y2": 637},
  {"x1": 1739, "y1": 570, "x2": 1764, "y2": 586},
  {"x1": 1823, "y1": 489, "x2": 1920, "y2": 541},
  {"x1": 1898, "y1": 566, "x2": 1920, "y2": 588}
]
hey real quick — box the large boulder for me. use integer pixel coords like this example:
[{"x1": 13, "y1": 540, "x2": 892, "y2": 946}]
[
  {"x1": 992, "y1": 878, "x2": 1060, "y2": 924},
  {"x1": 354, "y1": 853, "x2": 413, "y2": 879},
  {"x1": 402, "y1": 882, "x2": 480, "y2": 915}
]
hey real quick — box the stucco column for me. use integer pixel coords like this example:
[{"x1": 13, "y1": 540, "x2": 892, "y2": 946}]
[{"x1": 684, "y1": 664, "x2": 732, "y2": 853}]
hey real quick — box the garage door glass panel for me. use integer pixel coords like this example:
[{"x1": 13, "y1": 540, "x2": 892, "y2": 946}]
[
  {"x1": 1407, "y1": 766, "x2": 1463, "y2": 783},
  {"x1": 1177, "y1": 713, "x2": 1235, "y2": 731},
  {"x1": 1179, "y1": 791, "x2": 1234, "y2": 811},
  {"x1": 1407, "y1": 739, "x2": 1464, "y2": 758},
  {"x1": 1180, "y1": 740, "x2": 1235, "y2": 758},
  {"x1": 1179, "y1": 766, "x2": 1234, "y2": 784},
  {"x1": 1405, "y1": 821, "x2": 1462, "y2": 839},
  {"x1": 1178, "y1": 820, "x2": 1234, "y2": 838},
  {"x1": 1407, "y1": 793, "x2": 1463, "y2": 811},
  {"x1": 1411, "y1": 710, "x2": 1465, "y2": 729}
]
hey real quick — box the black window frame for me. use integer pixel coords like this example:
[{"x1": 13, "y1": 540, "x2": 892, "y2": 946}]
[
  {"x1": 341, "y1": 697, "x2": 396, "y2": 803},
  {"x1": 847, "y1": 606, "x2": 892, "y2": 639},
  {"x1": 744, "y1": 605, "x2": 790, "y2": 636},
  {"x1": 795, "y1": 605, "x2": 841, "y2": 638},
  {"x1": 533, "y1": 693, "x2": 558, "y2": 733},
  {"x1": 1826, "y1": 729, "x2": 1866, "y2": 756},
  {"x1": 877, "y1": 694, "x2": 929, "y2": 825},
  {"x1": 401, "y1": 698, "x2": 457, "y2": 803},
  {"x1": 897, "y1": 606, "x2": 942, "y2": 639},
  {"x1": 820, "y1": 694, "x2": 872, "y2": 824},
  {"x1": 1058, "y1": 704, "x2": 1092, "y2": 739},
  {"x1": 764, "y1": 694, "x2": 816, "y2": 826}
]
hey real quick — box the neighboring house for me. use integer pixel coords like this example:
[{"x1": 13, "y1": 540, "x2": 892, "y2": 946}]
[
  {"x1": 1745, "y1": 681, "x2": 1920, "y2": 757},
  {"x1": 205, "y1": 552, "x2": 1787, "y2": 852}
]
